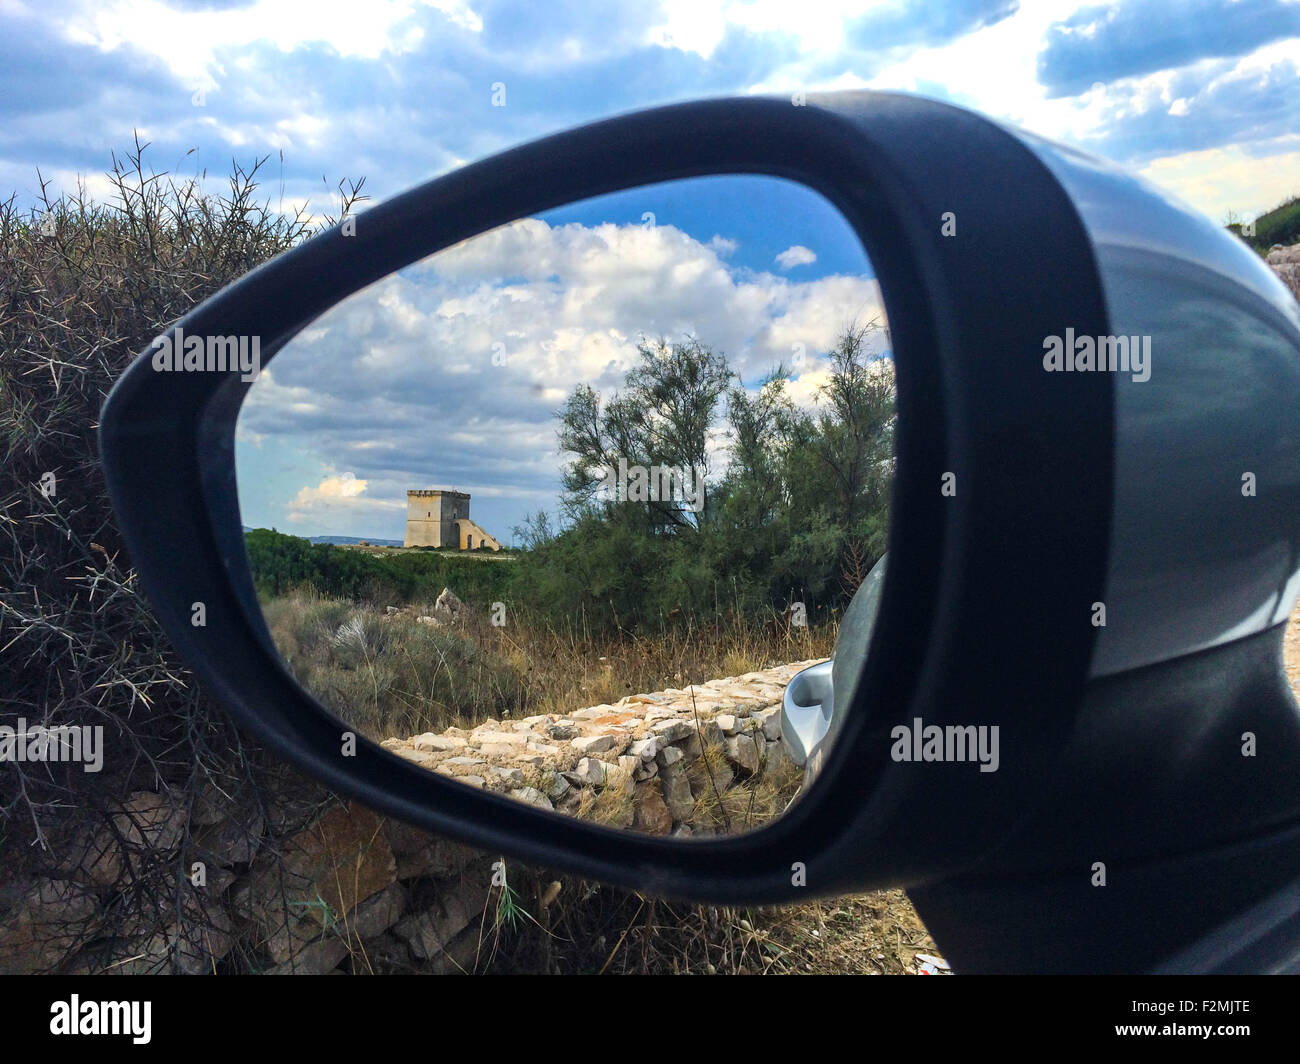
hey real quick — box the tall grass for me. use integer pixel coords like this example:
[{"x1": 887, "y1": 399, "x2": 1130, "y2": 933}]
[{"x1": 260, "y1": 591, "x2": 834, "y2": 739}]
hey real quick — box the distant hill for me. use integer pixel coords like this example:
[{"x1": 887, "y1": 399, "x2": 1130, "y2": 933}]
[
  {"x1": 239, "y1": 527, "x2": 401, "y2": 546},
  {"x1": 308, "y1": 535, "x2": 404, "y2": 547}
]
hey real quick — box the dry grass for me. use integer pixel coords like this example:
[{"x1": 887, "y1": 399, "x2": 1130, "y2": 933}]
[
  {"x1": 678, "y1": 734, "x2": 804, "y2": 835},
  {"x1": 479, "y1": 606, "x2": 834, "y2": 720},
  {"x1": 0, "y1": 141, "x2": 365, "y2": 972},
  {"x1": 259, "y1": 590, "x2": 835, "y2": 740},
  {"x1": 418, "y1": 871, "x2": 942, "y2": 975}
]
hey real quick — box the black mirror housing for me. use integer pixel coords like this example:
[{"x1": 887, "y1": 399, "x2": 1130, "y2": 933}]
[{"x1": 100, "y1": 91, "x2": 1300, "y2": 971}]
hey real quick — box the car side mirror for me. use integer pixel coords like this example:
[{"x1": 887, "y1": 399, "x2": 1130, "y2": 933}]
[{"x1": 100, "y1": 91, "x2": 1300, "y2": 971}]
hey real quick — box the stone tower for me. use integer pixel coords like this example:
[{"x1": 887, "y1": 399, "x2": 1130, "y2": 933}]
[{"x1": 403, "y1": 490, "x2": 501, "y2": 550}]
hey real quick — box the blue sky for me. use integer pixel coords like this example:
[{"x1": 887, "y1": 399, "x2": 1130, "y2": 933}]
[{"x1": 8, "y1": 0, "x2": 1298, "y2": 540}]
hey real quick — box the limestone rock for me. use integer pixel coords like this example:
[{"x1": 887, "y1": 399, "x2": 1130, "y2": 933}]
[
  {"x1": 633, "y1": 781, "x2": 674, "y2": 835},
  {"x1": 194, "y1": 810, "x2": 264, "y2": 867},
  {"x1": 725, "y1": 733, "x2": 762, "y2": 775},
  {"x1": 262, "y1": 881, "x2": 406, "y2": 970},
  {"x1": 755, "y1": 706, "x2": 783, "y2": 742},
  {"x1": 50, "y1": 822, "x2": 123, "y2": 888},
  {"x1": 650, "y1": 720, "x2": 692, "y2": 743},
  {"x1": 471, "y1": 728, "x2": 528, "y2": 746},
  {"x1": 392, "y1": 747, "x2": 438, "y2": 768},
  {"x1": 252, "y1": 801, "x2": 396, "y2": 939},
  {"x1": 268, "y1": 932, "x2": 350, "y2": 975},
  {"x1": 571, "y1": 733, "x2": 622, "y2": 756},
  {"x1": 567, "y1": 757, "x2": 609, "y2": 786},
  {"x1": 629, "y1": 736, "x2": 659, "y2": 761},
  {"x1": 189, "y1": 777, "x2": 239, "y2": 826},
  {"x1": 413, "y1": 733, "x2": 467, "y2": 752},
  {"x1": 489, "y1": 765, "x2": 526, "y2": 785},
  {"x1": 434, "y1": 587, "x2": 465, "y2": 618},
  {"x1": 393, "y1": 873, "x2": 488, "y2": 962},
  {"x1": 508, "y1": 786, "x2": 553, "y2": 810}
]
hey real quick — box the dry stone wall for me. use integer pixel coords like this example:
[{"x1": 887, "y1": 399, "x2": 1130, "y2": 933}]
[{"x1": 380, "y1": 658, "x2": 821, "y2": 835}]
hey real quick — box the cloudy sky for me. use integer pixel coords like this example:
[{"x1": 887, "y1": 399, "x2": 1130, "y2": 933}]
[
  {"x1": 7, "y1": 0, "x2": 1297, "y2": 220},
  {"x1": 9, "y1": 0, "x2": 1298, "y2": 539},
  {"x1": 234, "y1": 175, "x2": 883, "y2": 541}
]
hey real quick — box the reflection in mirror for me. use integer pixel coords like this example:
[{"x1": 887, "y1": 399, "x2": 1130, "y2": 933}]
[{"x1": 236, "y1": 175, "x2": 894, "y2": 838}]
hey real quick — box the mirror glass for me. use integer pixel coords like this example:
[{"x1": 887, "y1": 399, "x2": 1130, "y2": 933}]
[{"x1": 235, "y1": 174, "x2": 894, "y2": 838}]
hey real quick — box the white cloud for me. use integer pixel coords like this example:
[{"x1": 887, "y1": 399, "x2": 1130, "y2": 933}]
[
  {"x1": 648, "y1": 0, "x2": 730, "y2": 56},
  {"x1": 860, "y1": 0, "x2": 1088, "y2": 135},
  {"x1": 291, "y1": 472, "x2": 370, "y2": 507},
  {"x1": 775, "y1": 244, "x2": 816, "y2": 269},
  {"x1": 286, "y1": 471, "x2": 405, "y2": 529},
  {"x1": 238, "y1": 206, "x2": 885, "y2": 534},
  {"x1": 67, "y1": 0, "x2": 465, "y2": 82}
]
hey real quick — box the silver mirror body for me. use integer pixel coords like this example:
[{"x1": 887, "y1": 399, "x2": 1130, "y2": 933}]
[{"x1": 782, "y1": 551, "x2": 888, "y2": 779}]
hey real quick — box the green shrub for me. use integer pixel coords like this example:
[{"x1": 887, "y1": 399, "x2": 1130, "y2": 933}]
[
  {"x1": 244, "y1": 527, "x2": 516, "y2": 604},
  {"x1": 1254, "y1": 196, "x2": 1300, "y2": 250}
]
